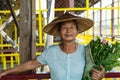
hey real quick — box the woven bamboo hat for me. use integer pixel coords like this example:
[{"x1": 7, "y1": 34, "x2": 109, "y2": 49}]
[{"x1": 43, "y1": 12, "x2": 94, "y2": 36}]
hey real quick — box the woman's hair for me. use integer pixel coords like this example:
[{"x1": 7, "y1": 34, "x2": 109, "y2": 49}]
[{"x1": 57, "y1": 20, "x2": 78, "y2": 32}]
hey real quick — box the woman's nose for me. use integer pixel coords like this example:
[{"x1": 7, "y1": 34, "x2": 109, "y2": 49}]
[{"x1": 66, "y1": 28, "x2": 71, "y2": 32}]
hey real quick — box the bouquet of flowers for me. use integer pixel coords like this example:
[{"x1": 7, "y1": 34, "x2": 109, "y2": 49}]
[{"x1": 85, "y1": 37, "x2": 120, "y2": 80}]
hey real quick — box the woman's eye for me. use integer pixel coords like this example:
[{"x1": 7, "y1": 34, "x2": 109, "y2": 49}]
[
  {"x1": 71, "y1": 26, "x2": 76, "y2": 29},
  {"x1": 62, "y1": 26, "x2": 67, "y2": 29}
]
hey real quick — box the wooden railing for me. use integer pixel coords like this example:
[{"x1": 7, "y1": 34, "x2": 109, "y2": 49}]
[
  {"x1": 1, "y1": 72, "x2": 120, "y2": 80},
  {"x1": 1, "y1": 72, "x2": 50, "y2": 80},
  {"x1": 105, "y1": 72, "x2": 120, "y2": 78}
]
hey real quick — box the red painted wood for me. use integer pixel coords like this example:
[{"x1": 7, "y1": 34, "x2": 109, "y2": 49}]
[
  {"x1": 1, "y1": 72, "x2": 120, "y2": 80},
  {"x1": 1, "y1": 72, "x2": 50, "y2": 80},
  {"x1": 105, "y1": 72, "x2": 120, "y2": 78}
]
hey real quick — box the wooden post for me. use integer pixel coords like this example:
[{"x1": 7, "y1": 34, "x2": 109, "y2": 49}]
[
  {"x1": 100, "y1": 0, "x2": 102, "y2": 36},
  {"x1": 31, "y1": 0, "x2": 36, "y2": 59},
  {"x1": 20, "y1": 0, "x2": 36, "y2": 64},
  {"x1": 111, "y1": 0, "x2": 114, "y2": 41}
]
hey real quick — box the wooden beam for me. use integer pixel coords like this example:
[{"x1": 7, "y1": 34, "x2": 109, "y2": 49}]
[
  {"x1": 31, "y1": 0, "x2": 36, "y2": 59},
  {"x1": 2, "y1": 72, "x2": 120, "y2": 80},
  {"x1": 20, "y1": 0, "x2": 36, "y2": 64}
]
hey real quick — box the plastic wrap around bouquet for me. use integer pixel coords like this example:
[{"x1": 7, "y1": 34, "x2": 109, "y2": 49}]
[{"x1": 82, "y1": 37, "x2": 120, "y2": 80}]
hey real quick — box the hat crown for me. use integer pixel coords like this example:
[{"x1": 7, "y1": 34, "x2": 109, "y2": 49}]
[{"x1": 56, "y1": 12, "x2": 78, "y2": 20}]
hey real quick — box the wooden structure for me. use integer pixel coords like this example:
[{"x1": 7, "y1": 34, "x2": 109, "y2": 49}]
[
  {"x1": 20, "y1": 0, "x2": 36, "y2": 64},
  {"x1": 1, "y1": 72, "x2": 120, "y2": 80}
]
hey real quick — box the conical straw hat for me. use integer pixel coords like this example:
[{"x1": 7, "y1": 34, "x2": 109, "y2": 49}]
[{"x1": 43, "y1": 12, "x2": 94, "y2": 36}]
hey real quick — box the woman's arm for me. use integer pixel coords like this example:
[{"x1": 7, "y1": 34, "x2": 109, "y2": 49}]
[{"x1": 0, "y1": 59, "x2": 43, "y2": 78}]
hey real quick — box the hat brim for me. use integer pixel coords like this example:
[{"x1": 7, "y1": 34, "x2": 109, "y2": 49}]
[{"x1": 43, "y1": 13, "x2": 94, "y2": 36}]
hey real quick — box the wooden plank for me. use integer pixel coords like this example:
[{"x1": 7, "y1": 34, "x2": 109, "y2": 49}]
[
  {"x1": 31, "y1": 0, "x2": 36, "y2": 59},
  {"x1": 1, "y1": 72, "x2": 50, "y2": 80},
  {"x1": 105, "y1": 72, "x2": 120, "y2": 78},
  {"x1": 1, "y1": 72, "x2": 120, "y2": 80},
  {"x1": 20, "y1": 0, "x2": 31, "y2": 63},
  {"x1": 20, "y1": 0, "x2": 36, "y2": 63}
]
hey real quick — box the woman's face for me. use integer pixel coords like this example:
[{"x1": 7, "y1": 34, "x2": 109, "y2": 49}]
[{"x1": 59, "y1": 20, "x2": 78, "y2": 42}]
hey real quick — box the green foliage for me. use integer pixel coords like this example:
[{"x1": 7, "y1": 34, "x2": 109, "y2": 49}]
[
  {"x1": 90, "y1": 37, "x2": 120, "y2": 71},
  {"x1": 84, "y1": 37, "x2": 120, "y2": 80}
]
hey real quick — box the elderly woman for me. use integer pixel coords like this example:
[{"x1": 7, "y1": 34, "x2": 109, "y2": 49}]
[{"x1": 0, "y1": 12, "x2": 105, "y2": 80}]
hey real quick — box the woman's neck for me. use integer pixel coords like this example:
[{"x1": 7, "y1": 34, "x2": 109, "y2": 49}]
[{"x1": 60, "y1": 41, "x2": 78, "y2": 54}]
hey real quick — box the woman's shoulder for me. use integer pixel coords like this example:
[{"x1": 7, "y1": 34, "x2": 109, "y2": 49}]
[{"x1": 42, "y1": 44, "x2": 59, "y2": 55}]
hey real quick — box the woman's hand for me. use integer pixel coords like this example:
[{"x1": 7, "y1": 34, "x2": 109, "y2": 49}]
[{"x1": 91, "y1": 65, "x2": 105, "y2": 80}]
